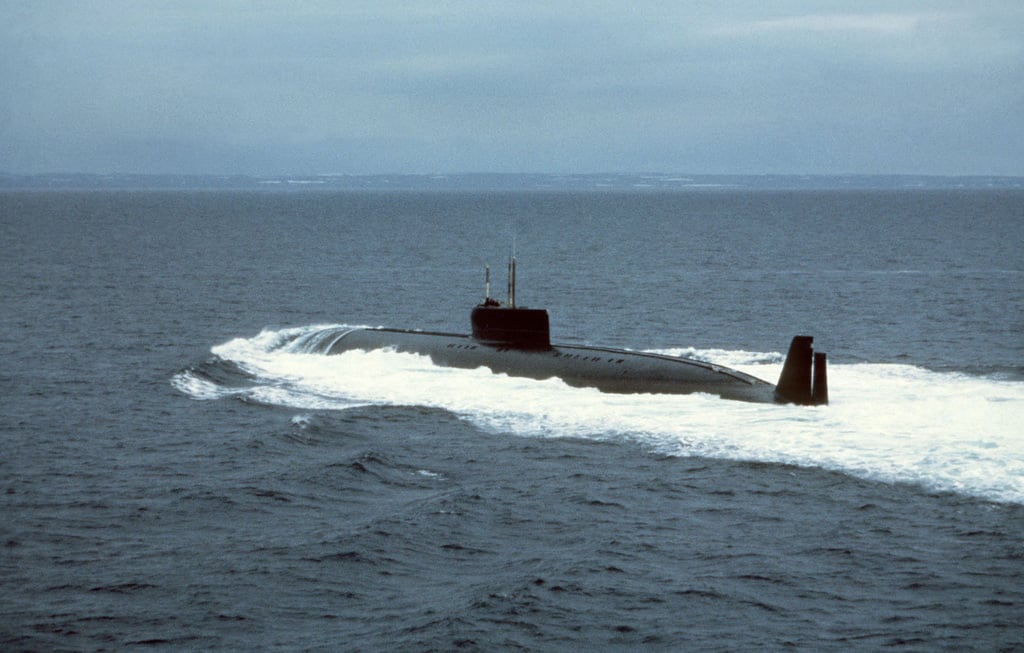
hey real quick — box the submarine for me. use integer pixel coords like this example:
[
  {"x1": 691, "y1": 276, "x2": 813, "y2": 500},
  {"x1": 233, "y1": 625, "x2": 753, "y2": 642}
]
[{"x1": 317, "y1": 259, "x2": 828, "y2": 405}]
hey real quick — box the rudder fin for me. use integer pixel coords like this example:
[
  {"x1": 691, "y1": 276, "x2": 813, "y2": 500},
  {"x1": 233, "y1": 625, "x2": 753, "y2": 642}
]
[
  {"x1": 775, "y1": 335, "x2": 828, "y2": 405},
  {"x1": 812, "y1": 351, "x2": 828, "y2": 405}
]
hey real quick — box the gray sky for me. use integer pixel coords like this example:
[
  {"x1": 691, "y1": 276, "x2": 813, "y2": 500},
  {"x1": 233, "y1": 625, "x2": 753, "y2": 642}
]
[{"x1": 3, "y1": 1, "x2": 1022, "y2": 176}]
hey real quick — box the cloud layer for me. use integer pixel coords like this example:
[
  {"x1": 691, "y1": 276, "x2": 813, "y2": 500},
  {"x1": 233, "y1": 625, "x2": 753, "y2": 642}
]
[{"x1": 2, "y1": 1, "x2": 1021, "y2": 175}]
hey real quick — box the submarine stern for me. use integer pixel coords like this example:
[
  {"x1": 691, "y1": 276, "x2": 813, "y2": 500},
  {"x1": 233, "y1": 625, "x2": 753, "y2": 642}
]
[{"x1": 774, "y1": 335, "x2": 829, "y2": 405}]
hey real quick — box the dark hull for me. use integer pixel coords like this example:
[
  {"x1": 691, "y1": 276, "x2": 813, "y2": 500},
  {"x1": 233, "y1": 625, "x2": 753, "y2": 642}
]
[{"x1": 320, "y1": 327, "x2": 780, "y2": 404}]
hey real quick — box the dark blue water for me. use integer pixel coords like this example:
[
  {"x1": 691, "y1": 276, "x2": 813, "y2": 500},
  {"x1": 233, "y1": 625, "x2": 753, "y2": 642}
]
[{"x1": 2, "y1": 189, "x2": 1023, "y2": 651}]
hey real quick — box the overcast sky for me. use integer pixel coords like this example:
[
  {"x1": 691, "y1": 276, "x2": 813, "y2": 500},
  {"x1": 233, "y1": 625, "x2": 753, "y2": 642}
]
[{"x1": 2, "y1": 1, "x2": 1022, "y2": 176}]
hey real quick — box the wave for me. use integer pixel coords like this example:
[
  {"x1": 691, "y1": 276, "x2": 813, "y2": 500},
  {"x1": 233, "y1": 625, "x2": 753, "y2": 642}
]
[{"x1": 173, "y1": 325, "x2": 1024, "y2": 505}]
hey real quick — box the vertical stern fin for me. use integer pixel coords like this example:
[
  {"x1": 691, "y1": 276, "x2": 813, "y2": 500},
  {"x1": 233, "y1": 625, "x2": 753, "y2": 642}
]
[{"x1": 775, "y1": 335, "x2": 828, "y2": 405}]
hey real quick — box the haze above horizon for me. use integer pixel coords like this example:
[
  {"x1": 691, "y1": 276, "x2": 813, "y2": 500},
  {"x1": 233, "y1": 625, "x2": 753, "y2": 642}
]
[{"x1": 3, "y1": 2, "x2": 1022, "y2": 177}]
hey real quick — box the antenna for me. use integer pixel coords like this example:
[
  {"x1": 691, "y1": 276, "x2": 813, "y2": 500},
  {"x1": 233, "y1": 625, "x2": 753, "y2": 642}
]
[
  {"x1": 484, "y1": 265, "x2": 491, "y2": 303},
  {"x1": 507, "y1": 254, "x2": 516, "y2": 309}
]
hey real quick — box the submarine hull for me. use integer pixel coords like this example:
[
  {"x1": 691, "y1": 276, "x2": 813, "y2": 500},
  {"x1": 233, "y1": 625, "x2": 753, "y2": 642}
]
[{"x1": 321, "y1": 327, "x2": 780, "y2": 404}]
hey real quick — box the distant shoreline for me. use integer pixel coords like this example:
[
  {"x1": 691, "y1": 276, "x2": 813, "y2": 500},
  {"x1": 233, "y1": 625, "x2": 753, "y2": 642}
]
[{"x1": 1, "y1": 172, "x2": 1022, "y2": 191}]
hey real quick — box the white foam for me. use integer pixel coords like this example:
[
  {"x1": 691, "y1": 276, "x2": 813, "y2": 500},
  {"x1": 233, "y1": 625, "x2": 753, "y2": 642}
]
[
  {"x1": 170, "y1": 369, "x2": 235, "y2": 401},
  {"x1": 179, "y1": 326, "x2": 1024, "y2": 504}
]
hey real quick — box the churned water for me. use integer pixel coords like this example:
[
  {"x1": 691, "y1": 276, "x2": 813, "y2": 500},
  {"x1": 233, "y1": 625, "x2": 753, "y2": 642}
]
[{"x1": 2, "y1": 186, "x2": 1022, "y2": 651}]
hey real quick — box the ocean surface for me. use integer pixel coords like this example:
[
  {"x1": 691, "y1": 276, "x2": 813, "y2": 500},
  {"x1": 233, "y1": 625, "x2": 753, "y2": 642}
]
[{"x1": 2, "y1": 186, "x2": 1023, "y2": 651}]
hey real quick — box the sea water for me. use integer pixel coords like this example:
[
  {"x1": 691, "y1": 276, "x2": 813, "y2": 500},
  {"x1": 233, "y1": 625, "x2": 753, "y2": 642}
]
[{"x1": 2, "y1": 187, "x2": 1022, "y2": 650}]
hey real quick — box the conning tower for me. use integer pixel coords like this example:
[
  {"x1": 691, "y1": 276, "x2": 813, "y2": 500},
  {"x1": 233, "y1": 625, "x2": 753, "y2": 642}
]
[{"x1": 470, "y1": 257, "x2": 551, "y2": 349}]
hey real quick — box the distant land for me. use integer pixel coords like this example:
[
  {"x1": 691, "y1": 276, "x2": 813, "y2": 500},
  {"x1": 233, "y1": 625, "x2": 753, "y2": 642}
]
[{"x1": 1, "y1": 173, "x2": 1022, "y2": 191}]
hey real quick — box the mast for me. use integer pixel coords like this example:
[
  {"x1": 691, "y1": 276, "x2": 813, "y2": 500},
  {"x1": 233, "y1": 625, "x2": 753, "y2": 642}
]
[{"x1": 508, "y1": 256, "x2": 516, "y2": 308}]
